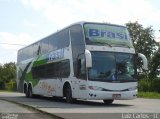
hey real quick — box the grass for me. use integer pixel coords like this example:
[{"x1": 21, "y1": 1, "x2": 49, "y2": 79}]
[
  {"x1": 138, "y1": 92, "x2": 160, "y2": 99},
  {"x1": 0, "y1": 90, "x2": 16, "y2": 92}
]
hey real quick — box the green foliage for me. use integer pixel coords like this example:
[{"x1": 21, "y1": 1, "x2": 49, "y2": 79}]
[
  {"x1": 138, "y1": 92, "x2": 160, "y2": 99},
  {"x1": 138, "y1": 77, "x2": 160, "y2": 92},
  {"x1": 138, "y1": 79, "x2": 151, "y2": 92},
  {"x1": 149, "y1": 46, "x2": 160, "y2": 77},
  {"x1": 0, "y1": 81, "x2": 5, "y2": 90},
  {"x1": 5, "y1": 80, "x2": 17, "y2": 91},
  {"x1": 0, "y1": 62, "x2": 16, "y2": 90}
]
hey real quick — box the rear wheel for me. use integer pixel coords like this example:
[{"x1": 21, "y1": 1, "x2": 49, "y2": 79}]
[
  {"x1": 103, "y1": 99, "x2": 114, "y2": 104},
  {"x1": 24, "y1": 85, "x2": 28, "y2": 97},
  {"x1": 27, "y1": 85, "x2": 33, "y2": 98},
  {"x1": 65, "y1": 85, "x2": 73, "y2": 103}
]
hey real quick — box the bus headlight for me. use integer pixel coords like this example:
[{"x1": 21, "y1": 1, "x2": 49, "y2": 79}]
[{"x1": 88, "y1": 86, "x2": 104, "y2": 91}]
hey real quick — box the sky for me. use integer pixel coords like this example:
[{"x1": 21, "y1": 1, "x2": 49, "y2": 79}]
[{"x1": 0, "y1": 0, "x2": 160, "y2": 64}]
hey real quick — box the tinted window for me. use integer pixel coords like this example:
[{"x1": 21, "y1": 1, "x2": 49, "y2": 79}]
[
  {"x1": 48, "y1": 34, "x2": 58, "y2": 51},
  {"x1": 32, "y1": 60, "x2": 70, "y2": 79},
  {"x1": 26, "y1": 45, "x2": 33, "y2": 59},
  {"x1": 48, "y1": 29, "x2": 69, "y2": 52},
  {"x1": 88, "y1": 52, "x2": 115, "y2": 81},
  {"x1": 33, "y1": 43, "x2": 39, "y2": 56},
  {"x1": 116, "y1": 54, "x2": 136, "y2": 80},
  {"x1": 70, "y1": 25, "x2": 86, "y2": 78},
  {"x1": 41, "y1": 39, "x2": 49, "y2": 54},
  {"x1": 88, "y1": 52, "x2": 136, "y2": 82},
  {"x1": 77, "y1": 54, "x2": 86, "y2": 79},
  {"x1": 18, "y1": 29, "x2": 70, "y2": 62},
  {"x1": 17, "y1": 50, "x2": 22, "y2": 62},
  {"x1": 18, "y1": 45, "x2": 33, "y2": 62},
  {"x1": 57, "y1": 29, "x2": 70, "y2": 49}
]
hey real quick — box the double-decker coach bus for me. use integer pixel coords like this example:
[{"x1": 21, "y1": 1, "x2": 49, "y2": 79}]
[{"x1": 17, "y1": 22, "x2": 148, "y2": 104}]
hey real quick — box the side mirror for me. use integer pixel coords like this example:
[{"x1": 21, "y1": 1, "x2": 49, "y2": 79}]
[
  {"x1": 85, "y1": 49, "x2": 92, "y2": 68},
  {"x1": 138, "y1": 53, "x2": 148, "y2": 70}
]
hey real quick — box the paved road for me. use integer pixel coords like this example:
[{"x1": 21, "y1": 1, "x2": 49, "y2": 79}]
[
  {"x1": 0, "y1": 99, "x2": 60, "y2": 119},
  {"x1": 0, "y1": 92, "x2": 160, "y2": 119}
]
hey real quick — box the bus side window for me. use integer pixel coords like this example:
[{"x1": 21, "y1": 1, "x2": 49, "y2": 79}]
[{"x1": 77, "y1": 54, "x2": 86, "y2": 80}]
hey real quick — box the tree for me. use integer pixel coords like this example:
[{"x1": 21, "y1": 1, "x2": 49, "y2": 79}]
[
  {"x1": 1, "y1": 62, "x2": 16, "y2": 83},
  {"x1": 126, "y1": 21, "x2": 158, "y2": 71},
  {"x1": 149, "y1": 44, "x2": 160, "y2": 77},
  {"x1": 0, "y1": 64, "x2": 5, "y2": 89},
  {"x1": 0, "y1": 62, "x2": 16, "y2": 90}
]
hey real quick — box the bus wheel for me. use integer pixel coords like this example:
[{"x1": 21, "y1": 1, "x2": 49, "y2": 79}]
[
  {"x1": 27, "y1": 85, "x2": 33, "y2": 98},
  {"x1": 103, "y1": 99, "x2": 114, "y2": 104},
  {"x1": 24, "y1": 84, "x2": 28, "y2": 97},
  {"x1": 65, "y1": 85, "x2": 73, "y2": 103}
]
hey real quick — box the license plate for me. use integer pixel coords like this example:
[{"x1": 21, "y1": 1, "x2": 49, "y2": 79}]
[{"x1": 112, "y1": 94, "x2": 121, "y2": 99}]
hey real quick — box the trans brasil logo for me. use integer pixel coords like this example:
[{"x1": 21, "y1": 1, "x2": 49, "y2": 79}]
[
  {"x1": 88, "y1": 28, "x2": 128, "y2": 41},
  {"x1": 48, "y1": 48, "x2": 64, "y2": 62}
]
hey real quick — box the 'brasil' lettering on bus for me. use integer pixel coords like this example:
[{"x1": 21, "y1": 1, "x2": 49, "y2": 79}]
[
  {"x1": 89, "y1": 29, "x2": 128, "y2": 40},
  {"x1": 48, "y1": 48, "x2": 64, "y2": 61}
]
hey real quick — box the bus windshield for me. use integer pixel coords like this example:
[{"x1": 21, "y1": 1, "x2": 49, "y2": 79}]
[
  {"x1": 84, "y1": 23, "x2": 133, "y2": 48},
  {"x1": 88, "y1": 52, "x2": 136, "y2": 82}
]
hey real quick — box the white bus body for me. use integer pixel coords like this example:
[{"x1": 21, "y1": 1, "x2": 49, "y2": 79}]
[{"x1": 17, "y1": 22, "x2": 147, "y2": 104}]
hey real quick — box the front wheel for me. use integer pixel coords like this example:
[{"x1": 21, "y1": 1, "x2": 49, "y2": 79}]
[
  {"x1": 103, "y1": 99, "x2": 114, "y2": 104},
  {"x1": 65, "y1": 85, "x2": 73, "y2": 103}
]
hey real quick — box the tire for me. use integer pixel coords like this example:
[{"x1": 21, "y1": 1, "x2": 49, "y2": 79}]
[
  {"x1": 27, "y1": 85, "x2": 33, "y2": 98},
  {"x1": 65, "y1": 85, "x2": 73, "y2": 103},
  {"x1": 103, "y1": 99, "x2": 114, "y2": 104},
  {"x1": 24, "y1": 85, "x2": 28, "y2": 97}
]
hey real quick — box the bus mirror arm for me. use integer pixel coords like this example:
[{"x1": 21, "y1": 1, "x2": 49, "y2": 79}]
[
  {"x1": 138, "y1": 53, "x2": 148, "y2": 71},
  {"x1": 85, "y1": 50, "x2": 92, "y2": 68}
]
